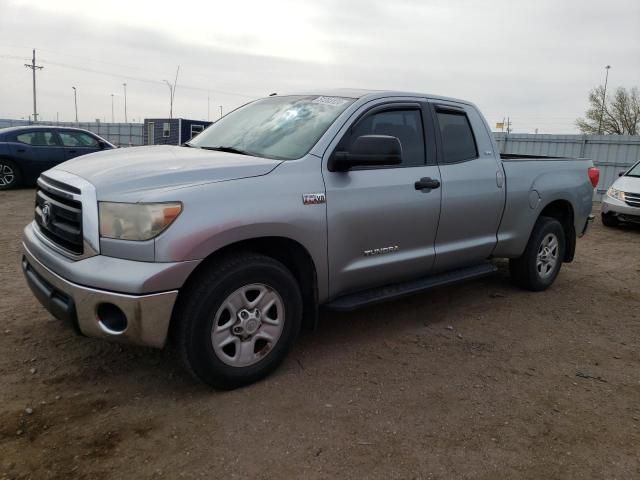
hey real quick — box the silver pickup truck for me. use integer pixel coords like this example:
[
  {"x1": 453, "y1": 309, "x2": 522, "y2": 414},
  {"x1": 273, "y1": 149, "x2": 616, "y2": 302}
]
[{"x1": 22, "y1": 89, "x2": 599, "y2": 388}]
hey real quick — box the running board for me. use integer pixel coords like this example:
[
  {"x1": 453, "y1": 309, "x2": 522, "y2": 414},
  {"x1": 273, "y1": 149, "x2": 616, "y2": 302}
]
[{"x1": 325, "y1": 263, "x2": 498, "y2": 312}]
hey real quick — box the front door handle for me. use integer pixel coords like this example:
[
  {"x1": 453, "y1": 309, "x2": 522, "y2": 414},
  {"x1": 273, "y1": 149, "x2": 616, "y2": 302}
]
[
  {"x1": 414, "y1": 177, "x2": 441, "y2": 191},
  {"x1": 68, "y1": 150, "x2": 77, "y2": 154},
  {"x1": 16, "y1": 149, "x2": 25, "y2": 153}
]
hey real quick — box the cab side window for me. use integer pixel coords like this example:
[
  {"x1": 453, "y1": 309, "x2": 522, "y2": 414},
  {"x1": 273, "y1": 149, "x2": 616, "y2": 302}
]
[
  {"x1": 347, "y1": 109, "x2": 426, "y2": 167},
  {"x1": 436, "y1": 111, "x2": 478, "y2": 163}
]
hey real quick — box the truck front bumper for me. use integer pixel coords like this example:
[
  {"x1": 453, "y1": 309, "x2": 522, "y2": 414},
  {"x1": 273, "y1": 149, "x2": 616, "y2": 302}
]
[
  {"x1": 22, "y1": 244, "x2": 178, "y2": 348},
  {"x1": 21, "y1": 222, "x2": 201, "y2": 348}
]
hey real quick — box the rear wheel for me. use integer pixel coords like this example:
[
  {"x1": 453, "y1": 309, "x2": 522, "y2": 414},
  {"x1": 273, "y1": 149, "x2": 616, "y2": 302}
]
[
  {"x1": 0, "y1": 159, "x2": 21, "y2": 190},
  {"x1": 601, "y1": 212, "x2": 619, "y2": 227},
  {"x1": 510, "y1": 216, "x2": 565, "y2": 291},
  {"x1": 174, "y1": 253, "x2": 302, "y2": 389}
]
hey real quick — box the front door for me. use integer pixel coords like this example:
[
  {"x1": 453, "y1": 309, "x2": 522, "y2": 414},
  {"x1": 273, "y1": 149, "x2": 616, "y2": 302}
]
[
  {"x1": 324, "y1": 100, "x2": 442, "y2": 297},
  {"x1": 430, "y1": 102, "x2": 505, "y2": 271}
]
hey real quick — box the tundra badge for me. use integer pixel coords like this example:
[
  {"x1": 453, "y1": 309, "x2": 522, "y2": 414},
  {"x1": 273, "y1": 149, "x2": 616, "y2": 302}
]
[{"x1": 364, "y1": 245, "x2": 399, "y2": 256}]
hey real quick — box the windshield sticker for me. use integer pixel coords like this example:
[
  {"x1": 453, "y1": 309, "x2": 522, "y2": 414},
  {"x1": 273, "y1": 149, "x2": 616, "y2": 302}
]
[{"x1": 312, "y1": 96, "x2": 350, "y2": 107}]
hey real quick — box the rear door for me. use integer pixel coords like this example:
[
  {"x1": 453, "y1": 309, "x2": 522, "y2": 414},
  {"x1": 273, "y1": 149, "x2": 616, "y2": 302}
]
[
  {"x1": 10, "y1": 130, "x2": 65, "y2": 175},
  {"x1": 430, "y1": 102, "x2": 505, "y2": 271},
  {"x1": 323, "y1": 99, "x2": 442, "y2": 297},
  {"x1": 59, "y1": 130, "x2": 102, "y2": 160}
]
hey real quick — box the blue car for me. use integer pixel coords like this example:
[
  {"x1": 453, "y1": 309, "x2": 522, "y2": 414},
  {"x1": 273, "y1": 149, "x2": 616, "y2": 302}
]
[{"x1": 0, "y1": 126, "x2": 116, "y2": 190}]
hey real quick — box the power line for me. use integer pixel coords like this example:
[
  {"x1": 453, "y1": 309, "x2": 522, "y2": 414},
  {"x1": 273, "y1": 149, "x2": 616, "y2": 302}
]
[
  {"x1": 36, "y1": 58, "x2": 257, "y2": 99},
  {"x1": 1, "y1": 47, "x2": 258, "y2": 100},
  {"x1": 24, "y1": 49, "x2": 44, "y2": 122}
]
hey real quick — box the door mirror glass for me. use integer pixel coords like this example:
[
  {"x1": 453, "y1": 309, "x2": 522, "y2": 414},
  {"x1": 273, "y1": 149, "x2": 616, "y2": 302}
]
[{"x1": 330, "y1": 135, "x2": 402, "y2": 171}]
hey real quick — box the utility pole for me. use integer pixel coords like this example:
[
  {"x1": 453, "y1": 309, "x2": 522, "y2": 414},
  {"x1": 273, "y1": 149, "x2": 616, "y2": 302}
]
[
  {"x1": 219, "y1": 105, "x2": 223, "y2": 118},
  {"x1": 72, "y1": 87, "x2": 78, "y2": 122},
  {"x1": 207, "y1": 94, "x2": 210, "y2": 121},
  {"x1": 110, "y1": 94, "x2": 115, "y2": 123},
  {"x1": 122, "y1": 83, "x2": 128, "y2": 123},
  {"x1": 506, "y1": 117, "x2": 512, "y2": 134},
  {"x1": 598, "y1": 65, "x2": 611, "y2": 135},
  {"x1": 24, "y1": 49, "x2": 44, "y2": 123}
]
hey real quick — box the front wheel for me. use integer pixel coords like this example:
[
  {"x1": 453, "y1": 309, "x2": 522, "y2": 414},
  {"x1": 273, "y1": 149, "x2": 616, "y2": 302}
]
[
  {"x1": 601, "y1": 213, "x2": 619, "y2": 227},
  {"x1": 0, "y1": 159, "x2": 22, "y2": 190},
  {"x1": 509, "y1": 216, "x2": 565, "y2": 291},
  {"x1": 173, "y1": 254, "x2": 302, "y2": 389}
]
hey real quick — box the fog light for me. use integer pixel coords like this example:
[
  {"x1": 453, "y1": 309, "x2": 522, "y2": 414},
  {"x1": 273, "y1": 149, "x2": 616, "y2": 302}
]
[{"x1": 97, "y1": 303, "x2": 128, "y2": 334}]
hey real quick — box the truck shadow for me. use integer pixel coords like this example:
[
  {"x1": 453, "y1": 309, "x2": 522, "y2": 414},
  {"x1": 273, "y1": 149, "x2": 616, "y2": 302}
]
[
  {"x1": 33, "y1": 263, "x2": 521, "y2": 395},
  {"x1": 306, "y1": 262, "x2": 517, "y2": 349}
]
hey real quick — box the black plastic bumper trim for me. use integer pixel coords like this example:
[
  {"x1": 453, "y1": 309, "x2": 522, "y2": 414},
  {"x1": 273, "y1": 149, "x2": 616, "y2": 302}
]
[{"x1": 22, "y1": 256, "x2": 82, "y2": 334}]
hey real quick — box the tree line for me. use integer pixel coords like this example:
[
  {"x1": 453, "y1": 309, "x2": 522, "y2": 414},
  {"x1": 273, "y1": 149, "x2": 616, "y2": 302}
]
[{"x1": 576, "y1": 86, "x2": 639, "y2": 135}]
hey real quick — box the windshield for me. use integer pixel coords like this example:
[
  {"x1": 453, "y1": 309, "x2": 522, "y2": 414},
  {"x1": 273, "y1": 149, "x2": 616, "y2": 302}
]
[
  {"x1": 626, "y1": 161, "x2": 640, "y2": 177},
  {"x1": 188, "y1": 95, "x2": 355, "y2": 160}
]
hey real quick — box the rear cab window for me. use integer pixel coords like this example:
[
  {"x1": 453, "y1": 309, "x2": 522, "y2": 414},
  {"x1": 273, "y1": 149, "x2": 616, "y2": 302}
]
[{"x1": 435, "y1": 109, "x2": 478, "y2": 163}]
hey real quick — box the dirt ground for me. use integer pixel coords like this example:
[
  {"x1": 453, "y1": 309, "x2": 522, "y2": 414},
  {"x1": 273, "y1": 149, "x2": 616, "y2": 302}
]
[{"x1": 0, "y1": 188, "x2": 639, "y2": 480}]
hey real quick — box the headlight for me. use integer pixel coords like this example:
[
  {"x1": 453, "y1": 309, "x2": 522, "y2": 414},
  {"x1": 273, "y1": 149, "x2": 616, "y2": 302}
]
[
  {"x1": 606, "y1": 187, "x2": 625, "y2": 202},
  {"x1": 99, "y1": 202, "x2": 182, "y2": 241}
]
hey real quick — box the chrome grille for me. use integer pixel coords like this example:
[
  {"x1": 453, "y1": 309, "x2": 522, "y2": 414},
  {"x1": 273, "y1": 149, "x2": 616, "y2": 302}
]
[
  {"x1": 624, "y1": 191, "x2": 640, "y2": 208},
  {"x1": 35, "y1": 180, "x2": 84, "y2": 255}
]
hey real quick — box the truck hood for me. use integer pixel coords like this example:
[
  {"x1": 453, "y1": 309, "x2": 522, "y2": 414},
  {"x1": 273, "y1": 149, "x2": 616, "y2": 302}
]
[{"x1": 53, "y1": 145, "x2": 282, "y2": 199}]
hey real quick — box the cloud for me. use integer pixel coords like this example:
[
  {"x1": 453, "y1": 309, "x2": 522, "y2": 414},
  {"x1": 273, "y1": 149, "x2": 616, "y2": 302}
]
[{"x1": 0, "y1": 0, "x2": 638, "y2": 132}]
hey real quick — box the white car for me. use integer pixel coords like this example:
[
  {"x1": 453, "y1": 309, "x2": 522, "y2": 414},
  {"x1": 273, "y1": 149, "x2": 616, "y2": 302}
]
[{"x1": 602, "y1": 160, "x2": 640, "y2": 226}]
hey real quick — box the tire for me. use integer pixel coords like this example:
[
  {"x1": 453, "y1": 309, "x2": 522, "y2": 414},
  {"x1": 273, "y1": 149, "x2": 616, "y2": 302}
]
[
  {"x1": 173, "y1": 253, "x2": 303, "y2": 389},
  {"x1": 509, "y1": 216, "x2": 565, "y2": 292},
  {"x1": 0, "y1": 158, "x2": 22, "y2": 190},
  {"x1": 601, "y1": 213, "x2": 619, "y2": 227}
]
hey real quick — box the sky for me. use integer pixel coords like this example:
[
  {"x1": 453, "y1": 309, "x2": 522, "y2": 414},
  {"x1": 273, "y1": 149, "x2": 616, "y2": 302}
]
[{"x1": 0, "y1": 0, "x2": 639, "y2": 133}]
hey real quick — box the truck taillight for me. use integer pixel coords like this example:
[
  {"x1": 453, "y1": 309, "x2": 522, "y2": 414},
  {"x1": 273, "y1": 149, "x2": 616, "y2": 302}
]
[{"x1": 588, "y1": 167, "x2": 600, "y2": 188}]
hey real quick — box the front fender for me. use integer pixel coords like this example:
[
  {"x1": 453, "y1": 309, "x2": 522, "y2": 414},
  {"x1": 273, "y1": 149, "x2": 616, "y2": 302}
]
[{"x1": 151, "y1": 157, "x2": 329, "y2": 301}]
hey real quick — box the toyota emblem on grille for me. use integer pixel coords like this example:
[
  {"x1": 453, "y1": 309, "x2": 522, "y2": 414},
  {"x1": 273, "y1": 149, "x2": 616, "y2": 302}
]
[{"x1": 41, "y1": 202, "x2": 52, "y2": 227}]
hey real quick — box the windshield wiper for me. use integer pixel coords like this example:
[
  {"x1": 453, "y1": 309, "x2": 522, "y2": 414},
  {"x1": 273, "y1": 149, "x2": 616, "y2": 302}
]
[{"x1": 199, "y1": 145, "x2": 250, "y2": 156}]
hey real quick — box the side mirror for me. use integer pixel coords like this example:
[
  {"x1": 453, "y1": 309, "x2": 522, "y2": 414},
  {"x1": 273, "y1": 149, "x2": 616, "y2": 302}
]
[
  {"x1": 618, "y1": 171, "x2": 626, "y2": 177},
  {"x1": 329, "y1": 135, "x2": 402, "y2": 172},
  {"x1": 98, "y1": 140, "x2": 108, "y2": 150}
]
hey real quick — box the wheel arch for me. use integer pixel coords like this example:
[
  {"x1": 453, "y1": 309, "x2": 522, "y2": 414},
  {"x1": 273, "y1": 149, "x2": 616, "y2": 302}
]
[
  {"x1": 538, "y1": 199, "x2": 576, "y2": 262},
  {"x1": 173, "y1": 236, "x2": 319, "y2": 332}
]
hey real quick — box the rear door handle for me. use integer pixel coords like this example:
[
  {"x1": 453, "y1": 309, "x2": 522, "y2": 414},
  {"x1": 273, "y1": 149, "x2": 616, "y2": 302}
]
[
  {"x1": 16, "y1": 149, "x2": 25, "y2": 153},
  {"x1": 414, "y1": 177, "x2": 441, "y2": 191},
  {"x1": 68, "y1": 150, "x2": 77, "y2": 154}
]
